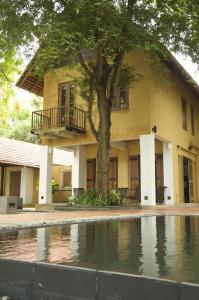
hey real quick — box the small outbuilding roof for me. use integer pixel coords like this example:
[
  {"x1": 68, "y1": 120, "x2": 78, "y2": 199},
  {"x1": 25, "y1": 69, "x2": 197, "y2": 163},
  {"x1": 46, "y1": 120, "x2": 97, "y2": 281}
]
[{"x1": 0, "y1": 137, "x2": 72, "y2": 168}]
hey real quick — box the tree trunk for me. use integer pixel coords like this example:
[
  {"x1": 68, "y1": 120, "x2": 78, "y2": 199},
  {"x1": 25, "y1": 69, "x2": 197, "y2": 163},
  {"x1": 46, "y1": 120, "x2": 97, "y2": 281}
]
[{"x1": 96, "y1": 88, "x2": 111, "y2": 196}]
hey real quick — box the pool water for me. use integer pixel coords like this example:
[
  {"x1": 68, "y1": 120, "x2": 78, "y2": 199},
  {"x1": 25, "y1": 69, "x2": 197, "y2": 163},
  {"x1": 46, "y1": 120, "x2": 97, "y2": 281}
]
[{"x1": 0, "y1": 215, "x2": 199, "y2": 283}]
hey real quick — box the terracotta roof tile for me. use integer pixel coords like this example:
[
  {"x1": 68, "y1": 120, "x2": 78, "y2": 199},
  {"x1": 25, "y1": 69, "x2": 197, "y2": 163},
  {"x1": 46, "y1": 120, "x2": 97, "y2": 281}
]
[{"x1": 0, "y1": 137, "x2": 72, "y2": 168}]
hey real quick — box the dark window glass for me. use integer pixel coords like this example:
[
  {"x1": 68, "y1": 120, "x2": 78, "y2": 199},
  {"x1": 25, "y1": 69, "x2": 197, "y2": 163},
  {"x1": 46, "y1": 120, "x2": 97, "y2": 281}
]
[
  {"x1": 59, "y1": 82, "x2": 75, "y2": 108},
  {"x1": 112, "y1": 87, "x2": 128, "y2": 110}
]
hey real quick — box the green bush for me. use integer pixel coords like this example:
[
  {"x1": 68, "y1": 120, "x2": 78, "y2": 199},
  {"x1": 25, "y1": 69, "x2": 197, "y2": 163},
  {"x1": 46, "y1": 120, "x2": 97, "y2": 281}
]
[
  {"x1": 52, "y1": 179, "x2": 59, "y2": 194},
  {"x1": 108, "y1": 189, "x2": 122, "y2": 206},
  {"x1": 69, "y1": 189, "x2": 122, "y2": 207}
]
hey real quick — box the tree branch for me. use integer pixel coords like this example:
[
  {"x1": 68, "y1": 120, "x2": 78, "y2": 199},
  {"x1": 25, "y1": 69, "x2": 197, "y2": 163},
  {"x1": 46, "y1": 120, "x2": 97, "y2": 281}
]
[
  {"x1": 109, "y1": 52, "x2": 125, "y2": 101},
  {"x1": 87, "y1": 83, "x2": 98, "y2": 140},
  {"x1": 77, "y1": 48, "x2": 93, "y2": 77},
  {"x1": 0, "y1": 65, "x2": 9, "y2": 82}
]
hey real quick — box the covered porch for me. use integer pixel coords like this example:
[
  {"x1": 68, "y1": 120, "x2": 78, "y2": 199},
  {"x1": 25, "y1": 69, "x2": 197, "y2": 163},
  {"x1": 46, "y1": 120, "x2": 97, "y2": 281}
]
[{"x1": 41, "y1": 134, "x2": 176, "y2": 206}]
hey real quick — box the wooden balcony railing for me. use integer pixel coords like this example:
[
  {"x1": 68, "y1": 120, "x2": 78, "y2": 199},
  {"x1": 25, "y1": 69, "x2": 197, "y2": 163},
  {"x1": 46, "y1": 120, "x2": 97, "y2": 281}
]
[{"x1": 31, "y1": 106, "x2": 86, "y2": 134}]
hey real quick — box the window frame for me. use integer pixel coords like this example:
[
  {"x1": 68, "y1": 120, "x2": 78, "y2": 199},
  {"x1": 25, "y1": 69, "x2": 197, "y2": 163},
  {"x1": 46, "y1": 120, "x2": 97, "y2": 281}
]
[
  {"x1": 112, "y1": 86, "x2": 129, "y2": 111},
  {"x1": 58, "y1": 81, "x2": 76, "y2": 108}
]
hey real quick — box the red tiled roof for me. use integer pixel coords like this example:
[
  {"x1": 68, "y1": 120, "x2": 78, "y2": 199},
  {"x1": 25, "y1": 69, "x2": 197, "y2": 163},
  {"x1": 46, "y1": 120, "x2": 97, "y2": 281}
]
[
  {"x1": 0, "y1": 137, "x2": 72, "y2": 168},
  {"x1": 0, "y1": 137, "x2": 41, "y2": 167}
]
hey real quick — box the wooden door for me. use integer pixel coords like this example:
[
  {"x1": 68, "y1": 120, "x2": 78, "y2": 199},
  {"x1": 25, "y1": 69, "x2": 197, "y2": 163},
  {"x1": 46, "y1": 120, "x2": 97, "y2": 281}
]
[
  {"x1": 129, "y1": 156, "x2": 140, "y2": 201},
  {"x1": 155, "y1": 154, "x2": 164, "y2": 203},
  {"x1": 87, "y1": 159, "x2": 96, "y2": 189},
  {"x1": 9, "y1": 171, "x2": 21, "y2": 197},
  {"x1": 109, "y1": 158, "x2": 118, "y2": 190}
]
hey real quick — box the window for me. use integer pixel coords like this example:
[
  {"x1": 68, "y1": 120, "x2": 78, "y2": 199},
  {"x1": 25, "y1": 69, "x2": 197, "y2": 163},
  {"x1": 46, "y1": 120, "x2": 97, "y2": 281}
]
[
  {"x1": 61, "y1": 170, "x2": 72, "y2": 189},
  {"x1": 182, "y1": 97, "x2": 187, "y2": 130},
  {"x1": 112, "y1": 86, "x2": 129, "y2": 110},
  {"x1": 59, "y1": 82, "x2": 75, "y2": 109},
  {"x1": 191, "y1": 105, "x2": 195, "y2": 135}
]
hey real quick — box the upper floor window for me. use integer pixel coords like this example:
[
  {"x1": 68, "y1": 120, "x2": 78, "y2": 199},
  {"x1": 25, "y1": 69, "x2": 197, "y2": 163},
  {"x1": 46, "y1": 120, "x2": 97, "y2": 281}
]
[
  {"x1": 182, "y1": 97, "x2": 187, "y2": 131},
  {"x1": 112, "y1": 86, "x2": 129, "y2": 110},
  {"x1": 59, "y1": 82, "x2": 75, "y2": 109},
  {"x1": 191, "y1": 105, "x2": 195, "y2": 135}
]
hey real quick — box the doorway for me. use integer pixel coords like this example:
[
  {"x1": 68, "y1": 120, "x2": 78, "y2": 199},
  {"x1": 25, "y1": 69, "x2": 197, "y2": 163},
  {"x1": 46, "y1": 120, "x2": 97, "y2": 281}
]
[
  {"x1": 183, "y1": 157, "x2": 194, "y2": 203},
  {"x1": 87, "y1": 159, "x2": 96, "y2": 189},
  {"x1": 58, "y1": 82, "x2": 75, "y2": 126},
  {"x1": 129, "y1": 156, "x2": 140, "y2": 202},
  {"x1": 155, "y1": 154, "x2": 164, "y2": 204}
]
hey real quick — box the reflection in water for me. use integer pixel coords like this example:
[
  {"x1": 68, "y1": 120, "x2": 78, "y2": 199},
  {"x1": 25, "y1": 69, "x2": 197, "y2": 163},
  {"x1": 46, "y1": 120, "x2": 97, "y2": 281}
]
[{"x1": 1, "y1": 216, "x2": 199, "y2": 283}]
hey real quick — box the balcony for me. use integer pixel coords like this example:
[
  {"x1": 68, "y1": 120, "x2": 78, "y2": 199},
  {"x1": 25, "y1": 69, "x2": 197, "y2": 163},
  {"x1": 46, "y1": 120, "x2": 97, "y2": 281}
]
[{"x1": 31, "y1": 106, "x2": 86, "y2": 138}]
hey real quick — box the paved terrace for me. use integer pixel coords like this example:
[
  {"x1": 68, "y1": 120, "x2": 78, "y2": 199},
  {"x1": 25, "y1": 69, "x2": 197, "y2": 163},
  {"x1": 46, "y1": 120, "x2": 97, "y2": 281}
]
[{"x1": 1, "y1": 205, "x2": 199, "y2": 230}]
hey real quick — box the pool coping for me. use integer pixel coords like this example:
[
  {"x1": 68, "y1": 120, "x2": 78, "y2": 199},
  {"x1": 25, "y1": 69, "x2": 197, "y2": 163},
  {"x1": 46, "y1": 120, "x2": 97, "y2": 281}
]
[{"x1": 1, "y1": 210, "x2": 199, "y2": 231}]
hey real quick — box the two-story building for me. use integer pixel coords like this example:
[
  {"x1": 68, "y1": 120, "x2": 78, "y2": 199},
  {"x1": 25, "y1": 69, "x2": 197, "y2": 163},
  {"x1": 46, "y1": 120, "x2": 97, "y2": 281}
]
[{"x1": 17, "y1": 49, "x2": 199, "y2": 206}]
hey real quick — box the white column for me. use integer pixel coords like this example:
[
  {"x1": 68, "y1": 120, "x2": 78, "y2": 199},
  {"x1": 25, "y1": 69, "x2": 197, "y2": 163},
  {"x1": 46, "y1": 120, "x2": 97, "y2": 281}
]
[
  {"x1": 39, "y1": 146, "x2": 53, "y2": 204},
  {"x1": 140, "y1": 133, "x2": 156, "y2": 206},
  {"x1": 141, "y1": 216, "x2": 158, "y2": 276},
  {"x1": 72, "y1": 145, "x2": 86, "y2": 193},
  {"x1": 20, "y1": 167, "x2": 34, "y2": 204},
  {"x1": 164, "y1": 216, "x2": 176, "y2": 272},
  {"x1": 37, "y1": 227, "x2": 49, "y2": 261},
  {"x1": 163, "y1": 143, "x2": 174, "y2": 205},
  {"x1": 70, "y1": 224, "x2": 79, "y2": 259}
]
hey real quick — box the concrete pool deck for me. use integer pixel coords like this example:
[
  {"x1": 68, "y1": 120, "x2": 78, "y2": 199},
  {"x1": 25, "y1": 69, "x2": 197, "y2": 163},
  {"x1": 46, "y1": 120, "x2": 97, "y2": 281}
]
[{"x1": 1, "y1": 204, "x2": 199, "y2": 230}]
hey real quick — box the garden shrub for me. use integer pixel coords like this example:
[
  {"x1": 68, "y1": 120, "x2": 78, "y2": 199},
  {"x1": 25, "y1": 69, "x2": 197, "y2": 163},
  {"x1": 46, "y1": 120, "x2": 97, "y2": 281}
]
[{"x1": 69, "y1": 189, "x2": 122, "y2": 207}]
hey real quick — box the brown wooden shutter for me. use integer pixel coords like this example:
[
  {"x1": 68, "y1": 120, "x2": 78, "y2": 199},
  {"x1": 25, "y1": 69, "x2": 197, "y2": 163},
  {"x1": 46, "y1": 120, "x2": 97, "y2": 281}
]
[
  {"x1": 182, "y1": 97, "x2": 187, "y2": 130},
  {"x1": 155, "y1": 154, "x2": 164, "y2": 203},
  {"x1": 189, "y1": 160, "x2": 194, "y2": 201},
  {"x1": 63, "y1": 170, "x2": 72, "y2": 188},
  {"x1": 87, "y1": 159, "x2": 96, "y2": 189},
  {"x1": 129, "y1": 156, "x2": 140, "y2": 201},
  {"x1": 9, "y1": 171, "x2": 21, "y2": 197},
  {"x1": 191, "y1": 106, "x2": 195, "y2": 135},
  {"x1": 109, "y1": 157, "x2": 118, "y2": 190}
]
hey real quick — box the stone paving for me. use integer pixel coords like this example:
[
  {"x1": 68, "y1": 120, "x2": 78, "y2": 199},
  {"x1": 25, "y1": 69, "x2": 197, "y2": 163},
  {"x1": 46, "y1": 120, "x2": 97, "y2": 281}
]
[{"x1": 1, "y1": 205, "x2": 199, "y2": 230}]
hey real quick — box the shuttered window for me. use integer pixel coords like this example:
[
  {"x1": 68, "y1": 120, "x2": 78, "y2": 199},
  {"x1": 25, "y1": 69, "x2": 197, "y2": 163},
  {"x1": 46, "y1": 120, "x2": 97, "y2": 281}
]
[
  {"x1": 109, "y1": 157, "x2": 118, "y2": 190},
  {"x1": 182, "y1": 97, "x2": 187, "y2": 130},
  {"x1": 129, "y1": 156, "x2": 140, "y2": 201},
  {"x1": 62, "y1": 170, "x2": 72, "y2": 188},
  {"x1": 191, "y1": 105, "x2": 195, "y2": 135},
  {"x1": 87, "y1": 159, "x2": 96, "y2": 189}
]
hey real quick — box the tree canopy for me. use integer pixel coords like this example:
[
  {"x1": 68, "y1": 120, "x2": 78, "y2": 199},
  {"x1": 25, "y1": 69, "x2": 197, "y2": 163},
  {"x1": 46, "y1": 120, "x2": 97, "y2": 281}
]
[{"x1": 1, "y1": 0, "x2": 199, "y2": 194}]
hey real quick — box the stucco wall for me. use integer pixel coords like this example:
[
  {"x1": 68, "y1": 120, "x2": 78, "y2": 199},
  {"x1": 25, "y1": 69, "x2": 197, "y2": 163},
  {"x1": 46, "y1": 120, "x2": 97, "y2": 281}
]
[{"x1": 42, "y1": 49, "x2": 199, "y2": 204}]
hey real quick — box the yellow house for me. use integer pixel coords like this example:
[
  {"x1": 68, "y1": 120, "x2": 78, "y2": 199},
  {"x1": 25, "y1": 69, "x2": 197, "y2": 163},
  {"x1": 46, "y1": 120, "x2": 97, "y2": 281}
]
[
  {"x1": 17, "y1": 49, "x2": 199, "y2": 206},
  {"x1": 0, "y1": 137, "x2": 72, "y2": 205}
]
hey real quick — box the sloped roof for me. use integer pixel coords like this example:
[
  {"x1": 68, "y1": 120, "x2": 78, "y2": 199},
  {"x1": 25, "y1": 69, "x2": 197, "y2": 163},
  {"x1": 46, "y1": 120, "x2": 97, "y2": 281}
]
[
  {"x1": 0, "y1": 137, "x2": 72, "y2": 168},
  {"x1": 16, "y1": 49, "x2": 199, "y2": 99}
]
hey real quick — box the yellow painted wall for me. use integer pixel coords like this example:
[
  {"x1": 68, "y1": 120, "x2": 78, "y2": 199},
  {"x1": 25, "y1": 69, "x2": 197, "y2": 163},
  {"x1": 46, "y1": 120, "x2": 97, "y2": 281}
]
[
  {"x1": 52, "y1": 165, "x2": 72, "y2": 203},
  {"x1": 43, "y1": 49, "x2": 153, "y2": 149},
  {"x1": 149, "y1": 61, "x2": 199, "y2": 203},
  {"x1": 3, "y1": 165, "x2": 71, "y2": 204},
  {"x1": 42, "y1": 49, "x2": 199, "y2": 203}
]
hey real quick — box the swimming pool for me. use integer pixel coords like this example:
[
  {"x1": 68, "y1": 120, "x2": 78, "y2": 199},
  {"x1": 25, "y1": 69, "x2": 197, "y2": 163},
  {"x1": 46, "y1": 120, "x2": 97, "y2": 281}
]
[{"x1": 0, "y1": 215, "x2": 199, "y2": 283}]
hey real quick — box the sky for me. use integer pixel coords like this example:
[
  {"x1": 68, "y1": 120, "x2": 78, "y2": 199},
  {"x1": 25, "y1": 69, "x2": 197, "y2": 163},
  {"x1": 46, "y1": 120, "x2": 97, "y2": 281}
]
[{"x1": 14, "y1": 53, "x2": 199, "y2": 106}]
